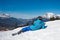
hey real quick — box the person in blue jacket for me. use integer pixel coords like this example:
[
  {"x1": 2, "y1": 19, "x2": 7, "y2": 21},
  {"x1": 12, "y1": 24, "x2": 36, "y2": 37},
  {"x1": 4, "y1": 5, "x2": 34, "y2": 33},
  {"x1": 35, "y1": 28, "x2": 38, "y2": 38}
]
[{"x1": 12, "y1": 16, "x2": 47, "y2": 36}]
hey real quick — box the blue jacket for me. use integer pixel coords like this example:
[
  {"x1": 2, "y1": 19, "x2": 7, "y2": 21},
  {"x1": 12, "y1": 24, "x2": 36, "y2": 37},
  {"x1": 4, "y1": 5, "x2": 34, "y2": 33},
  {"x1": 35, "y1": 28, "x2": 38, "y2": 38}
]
[{"x1": 30, "y1": 19, "x2": 45, "y2": 30}]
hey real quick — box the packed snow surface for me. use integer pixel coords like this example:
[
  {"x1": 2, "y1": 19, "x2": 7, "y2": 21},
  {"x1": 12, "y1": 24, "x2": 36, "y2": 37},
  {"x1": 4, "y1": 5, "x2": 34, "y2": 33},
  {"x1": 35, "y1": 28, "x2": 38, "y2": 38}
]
[{"x1": 0, "y1": 20, "x2": 60, "y2": 40}]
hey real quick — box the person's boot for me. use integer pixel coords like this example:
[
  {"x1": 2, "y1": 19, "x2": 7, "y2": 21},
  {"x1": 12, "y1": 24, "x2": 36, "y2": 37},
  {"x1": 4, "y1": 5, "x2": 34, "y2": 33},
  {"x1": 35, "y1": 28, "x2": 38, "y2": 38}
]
[
  {"x1": 18, "y1": 30, "x2": 23, "y2": 35},
  {"x1": 12, "y1": 31, "x2": 22, "y2": 36},
  {"x1": 12, "y1": 33, "x2": 18, "y2": 36}
]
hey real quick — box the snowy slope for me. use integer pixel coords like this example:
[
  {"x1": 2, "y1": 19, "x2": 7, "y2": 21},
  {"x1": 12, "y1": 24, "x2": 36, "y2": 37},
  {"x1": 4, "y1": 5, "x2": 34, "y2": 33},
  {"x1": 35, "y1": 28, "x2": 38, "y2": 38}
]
[{"x1": 0, "y1": 20, "x2": 60, "y2": 40}]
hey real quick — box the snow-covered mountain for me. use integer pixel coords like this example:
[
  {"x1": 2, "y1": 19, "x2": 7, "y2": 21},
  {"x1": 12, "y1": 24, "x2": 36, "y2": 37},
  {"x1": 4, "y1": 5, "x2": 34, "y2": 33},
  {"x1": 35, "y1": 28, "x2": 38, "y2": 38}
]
[
  {"x1": 42, "y1": 13, "x2": 60, "y2": 19},
  {"x1": 0, "y1": 14, "x2": 10, "y2": 18},
  {"x1": 0, "y1": 20, "x2": 60, "y2": 40},
  {"x1": 57, "y1": 15, "x2": 60, "y2": 18}
]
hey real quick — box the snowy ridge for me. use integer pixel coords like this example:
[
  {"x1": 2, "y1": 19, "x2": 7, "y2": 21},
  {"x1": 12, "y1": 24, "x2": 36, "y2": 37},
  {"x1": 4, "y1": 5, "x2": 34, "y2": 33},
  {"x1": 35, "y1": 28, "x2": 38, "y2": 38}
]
[
  {"x1": 0, "y1": 20, "x2": 60, "y2": 40},
  {"x1": 0, "y1": 14, "x2": 10, "y2": 18},
  {"x1": 57, "y1": 15, "x2": 60, "y2": 18},
  {"x1": 42, "y1": 13, "x2": 60, "y2": 19}
]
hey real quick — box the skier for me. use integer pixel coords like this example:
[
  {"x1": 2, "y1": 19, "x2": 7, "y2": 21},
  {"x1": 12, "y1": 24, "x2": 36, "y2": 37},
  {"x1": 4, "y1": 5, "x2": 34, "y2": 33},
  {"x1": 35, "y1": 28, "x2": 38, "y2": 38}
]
[{"x1": 12, "y1": 16, "x2": 47, "y2": 36}]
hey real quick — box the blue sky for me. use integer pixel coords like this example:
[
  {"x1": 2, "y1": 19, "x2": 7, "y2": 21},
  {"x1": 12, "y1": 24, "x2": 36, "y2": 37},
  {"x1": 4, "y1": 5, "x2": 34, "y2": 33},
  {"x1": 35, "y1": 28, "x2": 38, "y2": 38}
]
[{"x1": 0, "y1": 0, "x2": 60, "y2": 18}]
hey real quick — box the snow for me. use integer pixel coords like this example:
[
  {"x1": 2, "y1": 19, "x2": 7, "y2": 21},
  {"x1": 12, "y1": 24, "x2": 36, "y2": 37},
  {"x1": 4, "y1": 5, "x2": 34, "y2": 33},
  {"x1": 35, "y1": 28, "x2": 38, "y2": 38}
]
[{"x1": 0, "y1": 20, "x2": 60, "y2": 40}]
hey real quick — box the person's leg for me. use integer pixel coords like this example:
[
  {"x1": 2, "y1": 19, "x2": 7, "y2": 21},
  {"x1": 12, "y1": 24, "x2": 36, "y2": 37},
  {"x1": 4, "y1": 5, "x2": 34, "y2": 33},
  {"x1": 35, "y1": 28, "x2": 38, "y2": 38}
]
[
  {"x1": 12, "y1": 27, "x2": 31, "y2": 36},
  {"x1": 18, "y1": 27, "x2": 31, "y2": 34}
]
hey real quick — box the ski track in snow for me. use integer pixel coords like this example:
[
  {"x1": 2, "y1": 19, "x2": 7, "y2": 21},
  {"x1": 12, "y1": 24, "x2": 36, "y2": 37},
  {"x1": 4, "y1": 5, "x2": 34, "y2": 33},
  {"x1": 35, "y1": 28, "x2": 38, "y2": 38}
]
[{"x1": 0, "y1": 20, "x2": 60, "y2": 40}]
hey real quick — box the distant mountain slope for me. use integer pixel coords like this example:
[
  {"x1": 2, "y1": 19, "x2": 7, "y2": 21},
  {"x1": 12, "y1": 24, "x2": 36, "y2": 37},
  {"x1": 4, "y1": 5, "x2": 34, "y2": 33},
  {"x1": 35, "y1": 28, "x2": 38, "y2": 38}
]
[
  {"x1": 0, "y1": 17, "x2": 23, "y2": 30},
  {"x1": 42, "y1": 13, "x2": 60, "y2": 20}
]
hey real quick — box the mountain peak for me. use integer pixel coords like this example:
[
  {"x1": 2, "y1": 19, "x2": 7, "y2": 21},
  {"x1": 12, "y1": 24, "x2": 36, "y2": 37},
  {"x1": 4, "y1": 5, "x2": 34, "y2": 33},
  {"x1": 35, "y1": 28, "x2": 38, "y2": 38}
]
[
  {"x1": 43, "y1": 13, "x2": 56, "y2": 19},
  {"x1": 0, "y1": 14, "x2": 10, "y2": 18}
]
